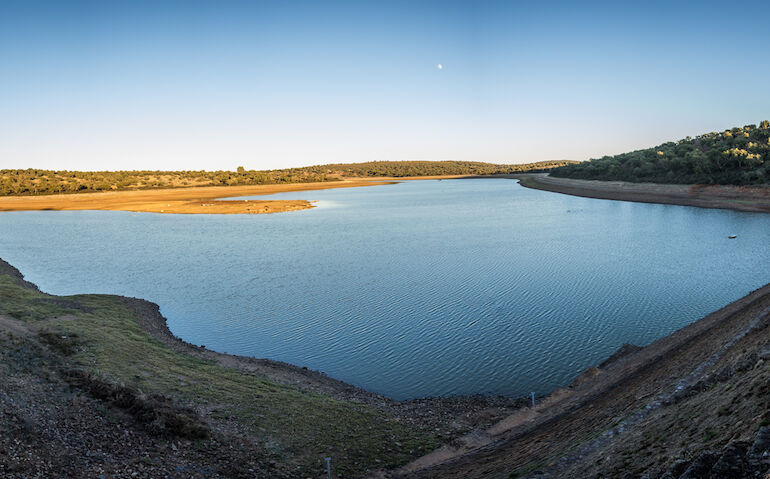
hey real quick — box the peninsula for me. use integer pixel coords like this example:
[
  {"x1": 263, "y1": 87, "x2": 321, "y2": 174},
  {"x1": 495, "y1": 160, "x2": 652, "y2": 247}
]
[
  {"x1": 0, "y1": 178, "x2": 396, "y2": 215},
  {"x1": 0, "y1": 161, "x2": 569, "y2": 215}
]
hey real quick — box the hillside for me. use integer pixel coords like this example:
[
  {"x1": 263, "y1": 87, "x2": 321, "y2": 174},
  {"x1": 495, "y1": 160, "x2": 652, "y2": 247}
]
[
  {"x1": 552, "y1": 121, "x2": 770, "y2": 185},
  {"x1": 0, "y1": 161, "x2": 574, "y2": 197}
]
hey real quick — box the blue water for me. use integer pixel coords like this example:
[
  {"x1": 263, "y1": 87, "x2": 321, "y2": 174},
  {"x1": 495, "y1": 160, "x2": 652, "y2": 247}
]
[{"x1": 1, "y1": 179, "x2": 768, "y2": 400}]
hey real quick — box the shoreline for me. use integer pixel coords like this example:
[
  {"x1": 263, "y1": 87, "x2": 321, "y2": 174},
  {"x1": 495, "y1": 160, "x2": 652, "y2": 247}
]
[
  {"x1": 0, "y1": 179, "x2": 395, "y2": 215},
  {"x1": 0, "y1": 257, "x2": 526, "y2": 471},
  {"x1": 0, "y1": 257, "x2": 519, "y2": 411},
  {"x1": 5, "y1": 172, "x2": 768, "y2": 215},
  {"x1": 514, "y1": 173, "x2": 770, "y2": 213},
  {"x1": 396, "y1": 281, "x2": 770, "y2": 478},
  {"x1": 0, "y1": 176, "x2": 467, "y2": 215},
  {"x1": 3, "y1": 264, "x2": 770, "y2": 477}
]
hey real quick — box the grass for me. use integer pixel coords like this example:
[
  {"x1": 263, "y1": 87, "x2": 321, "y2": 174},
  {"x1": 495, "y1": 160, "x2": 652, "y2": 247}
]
[{"x1": 0, "y1": 275, "x2": 440, "y2": 477}]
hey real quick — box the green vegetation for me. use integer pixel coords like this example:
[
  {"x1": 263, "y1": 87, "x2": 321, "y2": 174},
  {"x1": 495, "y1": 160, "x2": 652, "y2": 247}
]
[
  {"x1": 0, "y1": 160, "x2": 574, "y2": 196},
  {"x1": 552, "y1": 121, "x2": 770, "y2": 185},
  {"x1": 0, "y1": 274, "x2": 440, "y2": 477},
  {"x1": 0, "y1": 168, "x2": 333, "y2": 196},
  {"x1": 305, "y1": 160, "x2": 575, "y2": 178}
]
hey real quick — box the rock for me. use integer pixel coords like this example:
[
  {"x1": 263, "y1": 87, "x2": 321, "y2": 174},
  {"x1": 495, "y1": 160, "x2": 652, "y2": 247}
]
[
  {"x1": 732, "y1": 354, "x2": 758, "y2": 374},
  {"x1": 758, "y1": 347, "x2": 770, "y2": 361},
  {"x1": 669, "y1": 458, "x2": 690, "y2": 477},
  {"x1": 709, "y1": 441, "x2": 748, "y2": 478},
  {"x1": 751, "y1": 427, "x2": 770, "y2": 457},
  {"x1": 679, "y1": 451, "x2": 718, "y2": 479},
  {"x1": 714, "y1": 366, "x2": 732, "y2": 382}
]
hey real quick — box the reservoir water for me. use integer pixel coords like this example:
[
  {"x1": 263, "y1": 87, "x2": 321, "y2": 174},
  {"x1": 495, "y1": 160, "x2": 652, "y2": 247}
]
[{"x1": 1, "y1": 179, "x2": 768, "y2": 400}]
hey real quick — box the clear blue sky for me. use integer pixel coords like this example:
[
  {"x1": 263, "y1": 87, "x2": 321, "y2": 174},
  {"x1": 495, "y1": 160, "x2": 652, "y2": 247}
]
[{"x1": 1, "y1": 0, "x2": 769, "y2": 171}]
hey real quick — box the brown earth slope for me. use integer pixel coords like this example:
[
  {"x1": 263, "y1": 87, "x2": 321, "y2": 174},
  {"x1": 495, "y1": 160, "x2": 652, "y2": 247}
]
[{"x1": 516, "y1": 174, "x2": 770, "y2": 213}]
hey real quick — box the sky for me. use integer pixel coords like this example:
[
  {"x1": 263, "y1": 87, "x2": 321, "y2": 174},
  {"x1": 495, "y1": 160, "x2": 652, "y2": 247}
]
[{"x1": 1, "y1": 0, "x2": 769, "y2": 171}]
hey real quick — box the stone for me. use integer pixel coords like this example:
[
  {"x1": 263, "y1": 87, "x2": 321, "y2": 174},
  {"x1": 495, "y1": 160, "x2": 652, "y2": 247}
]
[
  {"x1": 758, "y1": 347, "x2": 770, "y2": 361},
  {"x1": 709, "y1": 441, "x2": 749, "y2": 478},
  {"x1": 751, "y1": 427, "x2": 770, "y2": 457},
  {"x1": 679, "y1": 451, "x2": 718, "y2": 479}
]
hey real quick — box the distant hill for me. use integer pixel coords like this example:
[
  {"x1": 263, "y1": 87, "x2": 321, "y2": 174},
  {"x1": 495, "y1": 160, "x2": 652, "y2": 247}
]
[
  {"x1": 0, "y1": 160, "x2": 574, "y2": 196},
  {"x1": 302, "y1": 160, "x2": 574, "y2": 178},
  {"x1": 552, "y1": 121, "x2": 770, "y2": 185}
]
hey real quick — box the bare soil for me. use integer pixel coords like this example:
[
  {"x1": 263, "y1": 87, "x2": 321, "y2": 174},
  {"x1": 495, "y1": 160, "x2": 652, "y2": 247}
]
[{"x1": 516, "y1": 174, "x2": 770, "y2": 213}]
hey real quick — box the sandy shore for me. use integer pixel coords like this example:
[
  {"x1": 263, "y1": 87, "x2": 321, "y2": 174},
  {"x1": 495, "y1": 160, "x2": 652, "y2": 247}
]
[
  {"x1": 0, "y1": 176, "x2": 473, "y2": 215},
  {"x1": 516, "y1": 173, "x2": 770, "y2": 213},
  {"x1": 0, "y1": 179, "x2": 395, "y2": 215},
  {"x1": 3, "y1": 172, "x2": 768, "y2": 215}
]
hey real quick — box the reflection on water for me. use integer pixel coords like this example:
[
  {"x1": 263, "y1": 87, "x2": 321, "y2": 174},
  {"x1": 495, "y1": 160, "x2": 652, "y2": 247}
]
[{"x1": 1, "y1": 179, "x2": 768, "y2": 400}]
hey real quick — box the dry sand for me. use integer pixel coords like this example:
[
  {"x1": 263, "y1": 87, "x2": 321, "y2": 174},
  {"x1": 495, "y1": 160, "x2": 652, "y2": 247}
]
[
  {"x1": 5, "y1": 172, "x2": 766, "y2": 216},
  {"x1": 0, "y1": 176, "x2": 472, "y2": 215},
  {"x1": 0, "y1": 179, "x2": 396, "y2": 215}
]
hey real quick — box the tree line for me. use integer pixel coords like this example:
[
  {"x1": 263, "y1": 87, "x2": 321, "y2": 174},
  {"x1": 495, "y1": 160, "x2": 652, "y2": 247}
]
[
  {"x1": 302, "y1": 160, "x2": 575, "y2": 178},
  {"x1": 0, "y1": 160, "x2": 573, "y2": 196},
  {"x1": 552, "y1": 121, "x2": 770, "y2": 185}
]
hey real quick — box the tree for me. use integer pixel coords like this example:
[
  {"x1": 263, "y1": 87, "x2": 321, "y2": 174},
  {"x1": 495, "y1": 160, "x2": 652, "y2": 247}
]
[{"x1": 551, "y1": 120, "x2": 770, "y2": 185}]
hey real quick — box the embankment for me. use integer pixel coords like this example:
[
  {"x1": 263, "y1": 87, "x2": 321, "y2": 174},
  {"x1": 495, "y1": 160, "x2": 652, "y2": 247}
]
[
  {"x1": 516, "y1": 173, "x2": 770, "y2": 213},
  {"x1": 390, "y1": 281, "x2": 770, "y2": 478}
]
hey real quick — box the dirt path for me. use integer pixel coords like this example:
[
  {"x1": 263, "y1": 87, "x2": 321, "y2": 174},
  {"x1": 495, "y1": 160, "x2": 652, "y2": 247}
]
[{"x1": 516, "y1": 174, "x2": 770, "y2": 213}]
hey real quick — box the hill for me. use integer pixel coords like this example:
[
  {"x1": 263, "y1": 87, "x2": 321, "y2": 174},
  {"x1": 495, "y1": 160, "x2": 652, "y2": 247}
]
[
  {"x1": 303, "y1": 160, "x2": 574, "y2": 178},
  {"x1": 0, "y1": 161, "x2": 574, "y2": 197},
  {"x1": 552, "y1": 121, "x2": 770, "y2": 185}
]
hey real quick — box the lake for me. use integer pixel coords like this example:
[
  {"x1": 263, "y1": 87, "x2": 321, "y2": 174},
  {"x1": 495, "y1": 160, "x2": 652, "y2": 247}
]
[{"x1": 1, "y1": 179, "x2": 768, "y2": 400}]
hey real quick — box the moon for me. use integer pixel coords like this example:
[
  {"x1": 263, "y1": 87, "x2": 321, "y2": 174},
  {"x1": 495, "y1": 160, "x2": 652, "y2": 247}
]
[{"x1": 437, "y1": 63, "x2": 443, "y2": 70}]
